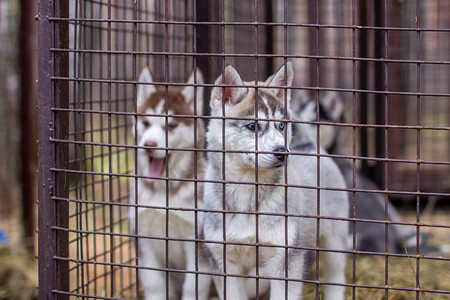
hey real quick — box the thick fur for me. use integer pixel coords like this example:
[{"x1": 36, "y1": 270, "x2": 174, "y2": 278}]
[
  {"x1": 292, "y1": 91, "x2": 419, "y2": 253},
  {"x1": 203, "y1": 63, "x2": 349, "y2": 300},
  {"x1": 129, "y1": 67, "x2": 210, "y2": 300}
]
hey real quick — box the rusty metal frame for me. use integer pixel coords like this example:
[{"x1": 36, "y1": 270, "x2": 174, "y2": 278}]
[{"x1": 38, "y1": 0, "x2": 70, "y2": 299}]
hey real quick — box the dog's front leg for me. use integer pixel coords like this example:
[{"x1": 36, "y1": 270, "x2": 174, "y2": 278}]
[
  {"x1": 181, "y1": 240, "x2": 212, "y2": 300},
  {"x1": 139, "y1": 239, "x2": 171, "y2": 300},
  {"x1": 212, "y1": 260, "x2": 247, "y2": 300},
  {"x1": 320, "y1": 224, "x2": 347, "y2": 300},
  {"x1": 267, "y1": 249, "x2": 305, "y2": 300}
]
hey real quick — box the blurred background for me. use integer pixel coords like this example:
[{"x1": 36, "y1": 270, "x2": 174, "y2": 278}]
[{"x1": 0, "y1": 0, "x2": 38, "y2": 298}]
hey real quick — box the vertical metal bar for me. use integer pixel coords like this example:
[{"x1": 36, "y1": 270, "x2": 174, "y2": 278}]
[
  {"x1": 19, "y1": 0, "x2": 36, "y2": 256},
  {"x1": 220, "y1": 2, "x2": 227, "y2": 298},
  {"x1": 415, "y1": 1, "x2": 422, "y2": 299},
  {"x1": 373, "y1": 0, "x2": 386, "y2": 190},
  {"x1": 88, "y1": 2, "x2": 98, "y2": 295},
  {"x1": 132, "y1": 2, "x2": 139, "y2": 299},
  {"x1": 384, "y1": 1, "x2": 389, "y2": 298},
  {"x1": 308, "y1": 0, "x2": 321, "y2": 298},
  {"x1": 264, "y1": 0, "x2": 273, "y2": 78},
  {"x1": 164, "y1": 1, "x2": 170, "y2": 295},
  {"x1": 114, "y1": 3, "x2": 124, "y2": 293},
  {"x1": 38, "y1": 0, "x2": 70, "y2": 298},
  {"x1": 85, "y1": 1, "x2": 95, "y2": 295},
  {"x1": 98, "y1": 2, "x2": 108, "y2": 291},
  {"x1": 253, "y1": 2, "x2": 260, "y2": 298},
  {"x1": 73, "y1": 0, "x2": 86, "y2": 295},
  {"x1": 358, "y1": 0, "x2": 369, "y2": 175},
  {"x1": 283, "y1": 1, "x2": 289, "y2": 297},
  {"x1": 376, "y1": 0, "x2": 390, "y2": 298},
  {"x1": 72, "y1": 0, "x2": 81, "y2": 292},
  {"x1": 195, "y1": 0, "x2": 211, "y2": 116},
  {"x1": 53, "y1": 0, "x2": 70, "y2": 296},
  {"x1": 107, "y1": 0, "x2": 115, "y2": 297},
  {"x1": 352, "y1": 1, "x2": 359, "y2": 299},
  {"x1": 192, "y1": 0, "x2": 200, "y2": 297},
  {"x1": 308, "y1": 0, "x2": 319, "y2": 88}
]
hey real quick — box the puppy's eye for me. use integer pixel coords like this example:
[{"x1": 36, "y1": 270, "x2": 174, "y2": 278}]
[
  {"x1": 278, "y1": 122, "x2": 285, "y2": 130},
  {"x1": 246, "y1": 122, "x2": 257, "y2": 131},
  {"x1": 142, "y1": 120, "x2": 150, "y2": 127},
  {"x1": 167, "y1": 123, "x2": 178, "y2": 131}
]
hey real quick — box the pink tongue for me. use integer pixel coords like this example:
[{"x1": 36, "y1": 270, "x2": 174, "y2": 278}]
[{"x1": 146, "y1": 158, "x2": 165, "y2": 183}]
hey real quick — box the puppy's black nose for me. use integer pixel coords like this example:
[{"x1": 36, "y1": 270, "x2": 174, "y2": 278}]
[{"x1": 273, "y1": 146, "x2": 288, "y2": 162}]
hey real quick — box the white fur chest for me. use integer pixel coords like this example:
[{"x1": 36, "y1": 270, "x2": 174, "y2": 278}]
[
  {"x1": 203, "y1": 168, "x2": 301, "y2": 270},
  {"x1": 131, "y1": 177, "x2": 201, "y2": 239}
]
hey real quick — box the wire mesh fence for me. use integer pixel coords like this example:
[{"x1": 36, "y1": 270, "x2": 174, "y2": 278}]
[{"x1": 37, "y1": 0, "x2": 449, "y2": 299}]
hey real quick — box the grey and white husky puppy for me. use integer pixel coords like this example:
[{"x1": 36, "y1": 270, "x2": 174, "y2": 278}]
[
  {"x1": 202, "y1": 63, "x2": 349, "y2": 300},
  {"x1": 292, "y1": 91, "x2": 422, "y2": 253},
  {"x1": 129, "y1": 67, "x2": 210, "y2": 300}
]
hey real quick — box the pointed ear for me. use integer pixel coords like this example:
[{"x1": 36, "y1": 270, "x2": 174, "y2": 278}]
[
  {"x1": 267, "y1": 61, "x2": 294, "y2": 102},
  {"x1": 211, "y1": 65, "x2": 247, "y2": 112},
  {"x1": 321, "y1": 91, "x2": 344, "y2": 121},
  {"x1": 137, "y1": 67, "x2": 156, "y2": 108},
  {"x1": 181, "y1": 69, "x2": 204, "y2": 112}
]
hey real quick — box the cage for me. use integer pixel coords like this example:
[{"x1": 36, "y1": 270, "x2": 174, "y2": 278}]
[{"x1": 37, "y1": 0, "x2": 449, "y2": 299}]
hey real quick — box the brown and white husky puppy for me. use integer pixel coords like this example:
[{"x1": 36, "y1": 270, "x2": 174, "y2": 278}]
[
  {"x1": 202, "y1": 62, "x2": 348, "y2": 300},
  {"x1": 129, "y1": 67, "x2": 210, "y2": 300}
]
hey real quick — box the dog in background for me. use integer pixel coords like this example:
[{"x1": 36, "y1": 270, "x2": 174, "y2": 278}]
[
  {"x1": 292, "y1": 91, "x2": 428, "y2": 253},
  {"x1": 128, "y1": 67, "x2": 210, "y2": 300},
  {"x1": 203, "y1": 62, "x2": 349, "y2": 300}
]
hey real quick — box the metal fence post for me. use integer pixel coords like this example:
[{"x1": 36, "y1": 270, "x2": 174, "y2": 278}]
[
  {"x1": 195, "y1": 0, "x2": 212, "y2": 116},
  {"x1": 373, "y1": 0, "x2": 387, "y2": 189},
  {"x1": 38, "y1": 0, "x2": 69, "y2": 298}
]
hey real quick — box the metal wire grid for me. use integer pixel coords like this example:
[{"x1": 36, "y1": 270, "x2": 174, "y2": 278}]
[{"x1": 37, "y1": 0, "x2": 449, "y2": 299}]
